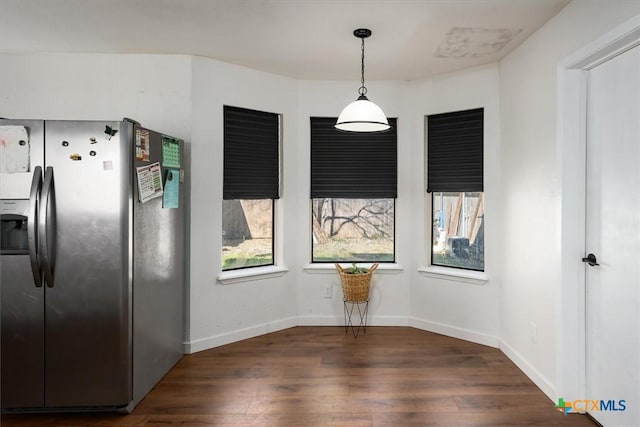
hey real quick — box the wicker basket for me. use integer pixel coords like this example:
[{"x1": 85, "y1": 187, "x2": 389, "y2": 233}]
[{"x1": 335, "y1": 263, "x2": 379, "y2": 302}]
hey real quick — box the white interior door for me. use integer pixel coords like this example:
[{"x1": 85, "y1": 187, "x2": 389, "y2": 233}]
[{"x1": 585, "y1": 45, "x2": 639, "y2": 427}]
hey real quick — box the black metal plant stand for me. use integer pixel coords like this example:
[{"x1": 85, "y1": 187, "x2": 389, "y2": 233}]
[{"x1": 343, "y1": 299, "x2": 369, "y2": 338}]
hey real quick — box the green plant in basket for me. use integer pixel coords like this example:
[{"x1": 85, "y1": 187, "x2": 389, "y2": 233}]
[{"x1": 343, "y1": 263, "x2": 369, "y2": 274}]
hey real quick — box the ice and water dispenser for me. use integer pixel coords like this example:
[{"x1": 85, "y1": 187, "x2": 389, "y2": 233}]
[{"x1": 0, "y1": 200, "x2": 29, "y2": 254}]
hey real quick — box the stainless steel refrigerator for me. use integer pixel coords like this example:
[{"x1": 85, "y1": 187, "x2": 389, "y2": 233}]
[{"x1": 0, "y1": 119, "x2": 185, "y2": 412}]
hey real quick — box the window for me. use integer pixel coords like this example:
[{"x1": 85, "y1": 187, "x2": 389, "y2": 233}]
[
  {"x1": 222, "y1": 106, "x2": 279, "y2": 271},
  {"x1": 310, "y1": 117, "x2": 397, "y2": 263},
  {"x1": 312, "y1": 198, "x2": 395, "y2": 262},
  {"x1": 222, "y1": 199, "x2": 274, "y2": 270},
  {"x1": 432, "y1": 192, "x2": 484, "y2": 270},
  {"x1": 427, "y1": 108, "x2": 484, "y2": 271}
]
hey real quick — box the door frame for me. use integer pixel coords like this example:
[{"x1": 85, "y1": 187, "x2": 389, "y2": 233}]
[{"x1": 557, "y1": 14, "x2": 640, "y2": 403}]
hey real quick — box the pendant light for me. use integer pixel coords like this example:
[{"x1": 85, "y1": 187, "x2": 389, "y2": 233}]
[{"x1": 336, "y1": 28, "x2": 390, "y2": 132}]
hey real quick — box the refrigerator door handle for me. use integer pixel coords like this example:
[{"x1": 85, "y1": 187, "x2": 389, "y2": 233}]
[
  {"x1": 39, "y1": 166, "x2": 55, "y2": 288},
  {"x1": 28, "y1": 166, "x2": 43, "y2": 287}
]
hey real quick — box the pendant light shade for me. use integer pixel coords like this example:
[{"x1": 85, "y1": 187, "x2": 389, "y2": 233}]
[
  {"x1": 336, "y1": 95, "x2": 390, "y2": 132},
  {"x1": 335, "y1": 29, "x2": 390, "y2": 133}
]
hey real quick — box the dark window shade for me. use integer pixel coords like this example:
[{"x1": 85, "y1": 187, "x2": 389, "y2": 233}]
[
  {"x1": 224, "y1": 106, "x2": 279, "y2": 199},
  {"x1": 427, "y1": 108, "x2": 483, "y2": 193},
  {"x1": 310, "y1": 117, "x2": 397, "y2": 198}
]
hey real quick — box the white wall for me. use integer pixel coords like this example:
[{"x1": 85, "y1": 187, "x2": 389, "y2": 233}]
[
  {"x1": 499, "y1": 0, "x2": 639, "y2": 399},
  {"x1": 187, "y1": 57, "x2": 299, "y2": 351},
  {"x1": 408, "y1": 64, "x2": 502, "y2": 347}
]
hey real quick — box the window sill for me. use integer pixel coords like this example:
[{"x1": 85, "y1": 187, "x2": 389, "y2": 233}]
[
  {"x1": 418, "y1": 266, "x2": 488, "y2": 285},
  {"x1": 217, "y1": 265, "x2": 289, "y2": 285},
  {"x1": 303, "y1": 263, "x2": 404, "y2": 274}
]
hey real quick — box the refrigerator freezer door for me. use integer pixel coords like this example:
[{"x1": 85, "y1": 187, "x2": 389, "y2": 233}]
[
  {"x1": 0, "y1": 120, "x2": 46, "y2": 410},
  {"x1": 43, "y1": 121, "x2": 133, "y2": 408}
]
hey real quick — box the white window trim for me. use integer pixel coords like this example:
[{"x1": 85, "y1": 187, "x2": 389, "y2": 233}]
[
  {"x1": 418, "y1": 265, "x2": 488, "y2": 285},
  {"x1": 217, "y1": 265, "x2": 289, "y2": 285}
]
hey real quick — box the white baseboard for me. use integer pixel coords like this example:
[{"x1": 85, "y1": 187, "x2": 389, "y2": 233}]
[
  {"x1": 185, "y1": 315, "x2": 409, "y2": 352},
  {"x1": 409, "y1": 317, "x2": 499, "y2": 348},
  {"x1": 184, "y1": 316, "x2": 297, "y2": 354},
  {"x1": 296, "y1": 315, "x2": 340, "y2": 326},
  {"x1": 499, "y1": 338, "x2": 556, "y2": 401},
  {"x1": 297, "y1": 315, "x2": 409, "y2": 326}
]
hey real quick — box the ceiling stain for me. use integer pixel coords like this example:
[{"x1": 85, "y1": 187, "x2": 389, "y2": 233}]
[{"x1": 435, "y1": 27, "x2": 523, "y2": 58}]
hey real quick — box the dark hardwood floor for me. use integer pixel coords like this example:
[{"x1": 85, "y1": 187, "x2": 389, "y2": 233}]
[{"x1": 1, "y1": 327, "x2": 596, "y2": 426}]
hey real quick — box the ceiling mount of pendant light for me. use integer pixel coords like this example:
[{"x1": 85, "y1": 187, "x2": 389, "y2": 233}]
[{"x1": 335, "y1": 28, "x2": 390, "y2": 133}]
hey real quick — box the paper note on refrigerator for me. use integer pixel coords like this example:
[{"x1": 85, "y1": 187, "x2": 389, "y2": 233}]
[
  {"x1": 0, "y1": 126, "x2": 30, "y2": 173},
  {"x1": 135, "y1": 129, "x2": 150, "y2": 161},
  {"x1": 136, "y1": 162, "x2": 163, "y2": 203},
  {"x1": 162, "y1": 169, "x2": 179, "y2": 209},
  {"x1": 161, "y1": 136, "x2": 180, "y2": 168}
]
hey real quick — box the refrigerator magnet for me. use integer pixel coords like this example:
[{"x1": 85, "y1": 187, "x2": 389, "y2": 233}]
[{"x1": 104, "y1": 125, "x2": 118, "y2": 140}]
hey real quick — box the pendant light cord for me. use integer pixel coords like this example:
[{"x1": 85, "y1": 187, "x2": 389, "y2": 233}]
[{"x1": 359, "y1": 37, "x2": 367, "y2": 96}]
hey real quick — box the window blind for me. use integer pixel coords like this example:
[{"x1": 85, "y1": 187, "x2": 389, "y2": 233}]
[
  {"x1": 310, "y1": 117, "x2": 397, "y2": 198},
  {"x1": 223, "y1": 106, "x2": 280, "y2": 200},
  {"x1": 427, "y1": 108, "x2": 483, "y2": 193}
]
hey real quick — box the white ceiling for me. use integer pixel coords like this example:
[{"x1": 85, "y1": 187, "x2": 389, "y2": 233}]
[{"x1": 0, "y1": 0, "x2": 571, "y2": 81}]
